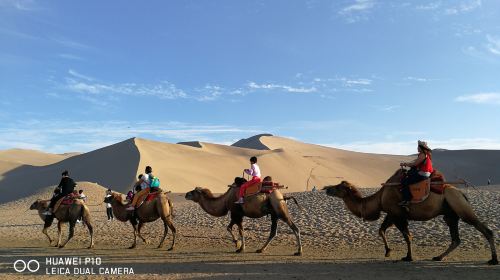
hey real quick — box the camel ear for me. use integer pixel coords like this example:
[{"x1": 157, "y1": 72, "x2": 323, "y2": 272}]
[{"x1": 194, "y1": 187, "x2": 202, "y2": 192}]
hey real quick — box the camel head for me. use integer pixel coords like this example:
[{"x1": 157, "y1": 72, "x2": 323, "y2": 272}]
[
  {"x1": 30, "y1": 199, "x2": 48, "y2": 210},
  {"x1": 185, "y1": 187, "x2": 204, "y2": 202},
  {"x1": 104, "y1": 192, "x2": 123, "y2": 204},
  {"x1": 323, "y1": 181, "x2": 361, "y2": 199}
]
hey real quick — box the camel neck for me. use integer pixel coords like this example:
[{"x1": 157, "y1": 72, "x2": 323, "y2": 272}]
[
  {"x1": 198, "y1": 190, "x2": 230, "y2": 217},
  {"x1": 343, "y1": 189, "x2": 382, "y2": 221},
  {"x1": 111, "y1": 200, "x2": 131, "y2": 222}
]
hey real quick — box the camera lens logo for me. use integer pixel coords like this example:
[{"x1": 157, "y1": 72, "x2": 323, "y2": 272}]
[{"x1": 14, "y1": 260, "x2": 40, "y2": 273}]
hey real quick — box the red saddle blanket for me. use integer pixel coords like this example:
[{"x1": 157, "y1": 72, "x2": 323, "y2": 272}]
[
  {"x1": 145, "y1": 191, "x2": 160, "y2": 202},
  {"x1": 430, "y1": 172, "x2": 447, "y2": 194},
  {"x1": 61, "y1": 193, "x2": 78, "y2": 205}
]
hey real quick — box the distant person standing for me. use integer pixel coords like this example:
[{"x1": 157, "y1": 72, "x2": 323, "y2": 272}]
[
  {"x1": 105, "y1": 189, "x2": 114, "y2": 221},
  {"x1": 77, "y1": 190, "x2": 87, "y2": 223},
  {"x1": 487, "y1": 178, "x2": 491, "y2": 186}
]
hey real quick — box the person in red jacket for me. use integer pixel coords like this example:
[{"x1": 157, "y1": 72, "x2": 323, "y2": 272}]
[{"x1": 399, "y1": 140, "x2": 433, "y2": 206}]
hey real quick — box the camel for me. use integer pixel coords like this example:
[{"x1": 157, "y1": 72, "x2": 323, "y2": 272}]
[
  {"x1": 30, "y1": 199, "x2": 94, "y2": 249},
  {"x1": 323, "y1": 169, "x2": 498, "y2": 265},
  {"x1": 104, "y1": 191, "x2": 176, "y2": 250},
  {"x1": 185, "y1": 177, "x2": 303, "y2": 256}
]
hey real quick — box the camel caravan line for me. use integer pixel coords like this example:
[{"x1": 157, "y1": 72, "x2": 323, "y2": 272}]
[{"x1": 29, "y1": 168, "x2": 498, "y2": 265}]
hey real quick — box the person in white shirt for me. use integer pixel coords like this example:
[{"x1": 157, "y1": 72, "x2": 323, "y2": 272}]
[
  {"x1": 235, "y1": 156, "x2": 261, "y2": 204},
  {"x1": 105, "y1": 189, "x2": 114, "y2": 221}
]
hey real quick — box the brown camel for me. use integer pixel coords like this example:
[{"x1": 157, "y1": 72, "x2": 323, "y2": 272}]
[
  {"x1": 30, "y1": 199, "x2": 94, "y2": 249},
  {"x1": 104, "y1": 191, "x2": 176, "y2": 250},
  {"x1": 323, "y1": 170, "x2": 498, "y2": 265},
  {"x1": 185, "y1": 177, "x2": 303, "y2": 255}
]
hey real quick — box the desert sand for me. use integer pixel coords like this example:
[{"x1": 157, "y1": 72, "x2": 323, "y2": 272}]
[
  {"x1": 0, "y1": 181, "x2": 498, "y2": 279},
  {"x1": 0, "y1": 135, "x2": 499, "y2": 279}
]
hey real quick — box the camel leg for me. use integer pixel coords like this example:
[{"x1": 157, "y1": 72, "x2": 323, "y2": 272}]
[
  {"x1": 157, "y1": 219, "x2": 168, "y2": 249},
  {"x1": 284, "y1": 218, "x2": 302, "y2": 256},
  {"x1": 227, "y1": 220, "x2": 241, "y2": 250},
  {"x1": 129, "y1": 221, "x2": 138, "y2": 249},
  {"x1": 59, "y1": 221, "x2": 75, "y2": 248},
  {"x1": 257, "y1": 214, "x2": 278, "y2": 253},
  {"x1": 83, "y1": 218, "x2": 94, "y2": 249},
  {"x1": 42, "y1": 226, "x2": 52, "y2": 245},
  {"x1": 55, "y1": 221, "x2": 62, "y2": 247},
  {"x1": 137, "y1": 222, "x2": 150, "y2": 245},
  {"x1": 166, "y1": 216, "x2": 176, "y2": 251},
  {"x1": 236, "y1": 222, "x2": 245, "y2": 253},
  {"x1": 433, "y1": 214, "x2": 460, "y2": 261},
  {"x1": 394, "y1": 219, "x2": 412, "y2": 261},
  {"x1": 462, "y1": 217, "x2": 498, "y2": 265},
  {"x1": 379, "y1": 216, "x2": 394, "y2": 257}
]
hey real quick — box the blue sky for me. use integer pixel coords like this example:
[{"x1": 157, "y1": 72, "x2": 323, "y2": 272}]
[{"x1": 1, "y1": 0, "x2": 500, "y2": 155}]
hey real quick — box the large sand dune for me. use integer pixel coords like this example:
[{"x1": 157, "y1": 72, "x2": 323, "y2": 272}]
[{"x1": 0, "y1": 135, "x2": 498, "y2": 204}]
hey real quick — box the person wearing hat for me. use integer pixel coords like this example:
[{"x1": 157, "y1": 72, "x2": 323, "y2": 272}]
[
  {"x1": 43, "y1": 170, "x2": 77, "y2": 215},
  {"x1": 399, "y1": 140, "x2": 434, "y2": 206}
]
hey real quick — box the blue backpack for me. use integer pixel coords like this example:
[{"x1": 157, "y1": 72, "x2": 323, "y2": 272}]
[{"x1": 150, "y1": 176, "x2": 160, "y2": 188}]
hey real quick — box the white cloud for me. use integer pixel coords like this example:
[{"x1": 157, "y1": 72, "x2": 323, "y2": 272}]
[
  {"x1": 0, "y1": 0, "x2": 36, "y2": 11},
  {"x1": 323, "y1": 138, "x2": 500, "y2": 155},
  {"x1": 343, "y1": 78, "x2": 372, "y2": 86},
  {"x1": 0, "y1": 120, "x2": 263, "y2": 153},
  {"x1": 485, "y1": 35, "x2": 500, "y2": 56},
  {"x1": 68, "y1": 69, "x2": 94, "y2": 81},
  {"x1": 416, "y1": 1, "x2": 441, "y2": 10},
  {"x1": 338, "y1": 0, "x2": 376, "y2": 23},
  {"x1": 247, "y1": 82, "x2": 317, "y2": 93},
  {"x1": 455, "y1": 93, "x2": 500, "y2": 105},
  {"x1": 59, "y1": 53, "x2": 84, "y2": 61},
  {"x1": 445, "y1": 0, "x2": 481, "y2": 15}
]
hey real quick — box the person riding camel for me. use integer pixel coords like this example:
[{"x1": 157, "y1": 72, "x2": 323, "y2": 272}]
[
  {"x1": 43, "y1": 170, "x2": 77, "y2": 216},
  {"x1": 235, "y1": 156, "x2": 261, "y2": 204},
  {"x1": 127, "y1": 166, "x2": 154, "y2": 211},
  {"x1": 399, "y1": 140, "x2": 433, "y2": 206}
]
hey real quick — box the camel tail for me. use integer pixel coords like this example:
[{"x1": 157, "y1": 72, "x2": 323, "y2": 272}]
[{"x1": 284, "y1": 196, "x2": 302, "y2": 210}]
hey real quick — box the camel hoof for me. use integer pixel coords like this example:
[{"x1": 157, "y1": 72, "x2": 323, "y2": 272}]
[
  {"x1": 488, "y1": 258, "x2": 498, "y2": 265},
  {"x1": 235, "y1": 248, "x2": 244, "y2": 253},
  {"x1": 401, "y1": 256, "x2": 413, "y2": 262},
  {"x1": 167, "y1": 247, "x2": 174, "y2": 251},
  {"x1": 294, "y1": 252, "x2": 302, "y2": 256},
  {"x1": 58, "y1": 245, "x2": 65, "y2": 249},
  {"x1": 128, "y1": 245, "x2": 136, "y2": 249},
  {"x1": 432, "y1": 256, "x2": 443, "y2": 261},
  {"x1": 256, "y1": 249, "x2": 263, "y2": 253}
]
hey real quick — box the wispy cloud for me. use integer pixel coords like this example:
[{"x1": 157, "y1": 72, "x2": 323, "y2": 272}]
[
  {"x1": 247, "y1": 82, "x2": 317, "y2": 93},
  {"x1": 68, "y1": 69, "x2": 94, "y2": 81},
  {"x1": 59, "y1": 53, "x2": 84, "y2": 61},
  {"x1": 0, "y1": 0, "x2": 37, "y2": 11},
  {"x1": 445, "y1": 0, "x2": 482, "y2": 15},
  {"x1": 0, "y1": 120, "x2": 263, "y2": 153},
  {"x1": 323, "y1": 137, "x2": 500, "y2": 155},
  {"x1": 416, "y1": 1, "x2": 442, "y2": 11},
  {"x1": 338, "y1": 0, "x2": 376, "y2": 23},
  {"x1": 51, "y1": 37, "x2": 91, "y2": 50},
  {"x1": 485, "y1": 35, "x2": 500, "y2": 56},
  {"x1": 455, "y1": 93, "x2": 500, "y2": 105}
]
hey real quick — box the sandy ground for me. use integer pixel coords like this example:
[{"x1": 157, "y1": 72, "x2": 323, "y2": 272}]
[{"x1": 0, "y1": 183, "x2": 499, "y2": 279}]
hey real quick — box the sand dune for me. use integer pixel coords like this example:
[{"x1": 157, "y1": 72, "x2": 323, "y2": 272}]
[
  {"x1": 1, "y1": 135, "x2": 498, "y2": 204},
  {"x1": 0, "y1": 149, "x2": 77, "y2": 166}
]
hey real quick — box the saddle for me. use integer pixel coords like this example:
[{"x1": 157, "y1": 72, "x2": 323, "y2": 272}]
[
  {"x1": 136, "y1": 188, "x2": 163, "y2": 208},
  {"x1": 54, "y1": 193, "x2": 79, "y2": 212},
  {"x1": 242, "y1": 181, "x2": 285, "y2": 197},
  {"x1": 407, "y1": 171, "x2": 447, "y2": 203}
]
